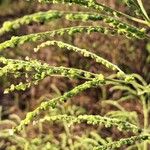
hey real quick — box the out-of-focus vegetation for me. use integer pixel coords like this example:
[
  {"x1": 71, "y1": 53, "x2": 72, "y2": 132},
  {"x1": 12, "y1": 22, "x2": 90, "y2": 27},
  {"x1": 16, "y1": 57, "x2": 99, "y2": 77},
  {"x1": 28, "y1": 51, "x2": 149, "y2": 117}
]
[{"x1": 0, "y1": 0, "x2": 150, "y2": 150}]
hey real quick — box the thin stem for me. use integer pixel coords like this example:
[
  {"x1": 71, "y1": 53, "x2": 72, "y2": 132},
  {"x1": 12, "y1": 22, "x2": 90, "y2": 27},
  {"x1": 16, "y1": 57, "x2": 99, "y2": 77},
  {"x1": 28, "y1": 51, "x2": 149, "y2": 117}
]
[{"x1": 141, "y1": 95, "x2": 149, "y2": 150}]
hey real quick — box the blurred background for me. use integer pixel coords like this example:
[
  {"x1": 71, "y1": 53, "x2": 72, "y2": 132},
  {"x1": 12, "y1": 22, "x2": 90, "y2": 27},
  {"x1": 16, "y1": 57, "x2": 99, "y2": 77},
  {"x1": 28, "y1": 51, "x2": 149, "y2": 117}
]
[{"x1": 0, "y1": 0, "x2": 150, "y2": 149}]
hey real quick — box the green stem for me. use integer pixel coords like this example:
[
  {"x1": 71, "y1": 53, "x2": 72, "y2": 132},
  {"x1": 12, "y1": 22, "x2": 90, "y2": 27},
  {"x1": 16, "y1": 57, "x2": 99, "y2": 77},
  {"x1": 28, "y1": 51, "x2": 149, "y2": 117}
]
[
  {"x1": 141, "y1": 95, "x2": 149, "y2": 150},
  {"x1": 126, "y1": 15, "x2": 150, "y2": 26}
]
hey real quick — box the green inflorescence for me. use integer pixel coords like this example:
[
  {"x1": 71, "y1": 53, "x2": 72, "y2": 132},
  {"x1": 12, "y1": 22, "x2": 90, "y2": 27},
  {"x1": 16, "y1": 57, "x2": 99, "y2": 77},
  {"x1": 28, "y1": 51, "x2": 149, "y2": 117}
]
[
  {"x1": 0, "y1": 10, "x2": 147, "y2": 39},
  {"x1": 38, "y1": 114, "x2": 142, "y2": 133},
  {"x1": 94, "y1": 135, "x2": 150, "y2": 150},
  {"x1": 36, "y1": 0, "x2": 150, "y2": 26},
  {"x1": 0, "y1": 26, "x2": 118, "y2": 52},
  {"x1": 13, "y1": 76, "x2": 105, "y2": 133},
  {"x1": 34, "y1": 40, "x2": 124, "y2": 73},
  {"x1": 0, "y1": 0, "x2": 149, "y2": 149},
  {"x1": 0, "y1": 57, "x2": 98, "y2": 93}
]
